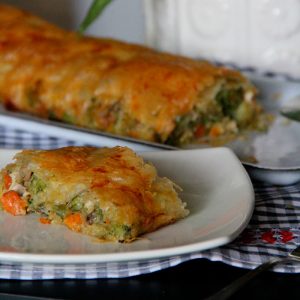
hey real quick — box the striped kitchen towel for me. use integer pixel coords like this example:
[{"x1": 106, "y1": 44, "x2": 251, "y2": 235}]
[{"x1": 0, "y1": 125, "x2": 298, "y2": 279}]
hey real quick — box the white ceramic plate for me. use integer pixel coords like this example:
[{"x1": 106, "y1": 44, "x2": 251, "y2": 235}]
[{"x1": 0, "y1": 148, "x2": 254, "y2": 264}]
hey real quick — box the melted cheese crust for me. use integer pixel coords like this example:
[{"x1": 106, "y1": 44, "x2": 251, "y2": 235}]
[{"x1": 0, "y1": 4, "x2": 255, "y2": 142}]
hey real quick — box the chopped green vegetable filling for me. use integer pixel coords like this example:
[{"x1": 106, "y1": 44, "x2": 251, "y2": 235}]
[
  {"x1": 55, "y1": 204, "x2": 67, "y2": 218},
  {"x1": 215, "y1": 88, "x2": 243, "y2": 118},
  {"x1": 62, "y1": 112, "x2": 75, "y2": 124},
  {"x1": 69, "y1": 195, "x2": 84, "y2": 211},
  {"x1": 110, "y1": 224, "x2": 132, "y2": 240},
  {"x1": 29, "y1": 175, "x2": 46, "y2": 195},
  {"x1": 167, "y1": 87, "x2": 246, "y2": 145},
  {"x1": 166, "y1": 113, "x2": 199, "y2": 145}
]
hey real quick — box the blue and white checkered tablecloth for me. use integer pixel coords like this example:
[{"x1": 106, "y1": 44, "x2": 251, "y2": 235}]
[{"x1": 0, "y1": 125, "x2": 299, "y2": 279}]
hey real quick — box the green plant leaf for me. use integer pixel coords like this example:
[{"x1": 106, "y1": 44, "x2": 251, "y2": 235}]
[
  {"x1": 78, "y1": 0, "x2": 113, "y2": 34},
  {"x1": 281, "y1": 109, "x2": 300, "y2": 122}
]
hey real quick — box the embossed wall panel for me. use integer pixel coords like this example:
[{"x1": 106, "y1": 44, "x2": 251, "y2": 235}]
[
  {"x1": 249, "y1": 0, "x2": 300, "y2": 77},
  {"x1": 144, "y1": 0, "x2": 300, "y2": 77}
]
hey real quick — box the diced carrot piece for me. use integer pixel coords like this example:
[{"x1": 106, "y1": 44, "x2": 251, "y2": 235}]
[
  {"x1": 1, "y1": 191, "x2": 27, "y2": 216},
  {"x1": 194, "y1": 124, "x2": 206, "y2": 138},
  {"x1": 39, "y1": 217, "x2": 51, "y2": 224},
  {"x1": 64, "y1": 213, "x2": 83, "y2": 232},
  {"x1": 209, "y1": 125, "x2": 222, "y2": 137},
  {"x1": 4, "y1": 173, "x2": 12, "y2": 190}
]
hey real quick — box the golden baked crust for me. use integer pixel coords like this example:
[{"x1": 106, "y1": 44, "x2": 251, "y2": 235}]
[
  {"x1": 0, "y1": 146, "x2": 188, "y2": 242},
  {"x1": 0, "y1": 4, "x2": 265, "y2": 145}
]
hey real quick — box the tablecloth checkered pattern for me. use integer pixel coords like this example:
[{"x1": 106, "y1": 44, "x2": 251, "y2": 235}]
[{"x1": 0, "y1": 125, "x2": 299, "y2": 279}]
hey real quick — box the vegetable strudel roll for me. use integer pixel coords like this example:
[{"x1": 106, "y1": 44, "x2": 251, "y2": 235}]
[
  {"x1": 0, "y1": 146, "x2": 188, "y2": 242},
  {"x1": 0, "y1": 4, "x2": 267, "y2": 146}
]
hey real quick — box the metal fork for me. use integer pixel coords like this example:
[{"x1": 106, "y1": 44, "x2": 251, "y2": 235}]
[{"x1": 205, "y1": 245, "x2": 300, "y2": 300}]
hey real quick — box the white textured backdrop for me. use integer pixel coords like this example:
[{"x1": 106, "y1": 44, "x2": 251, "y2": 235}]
[{"x1": 144, "y1": 0, "x2": 300, "y2": 78}]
